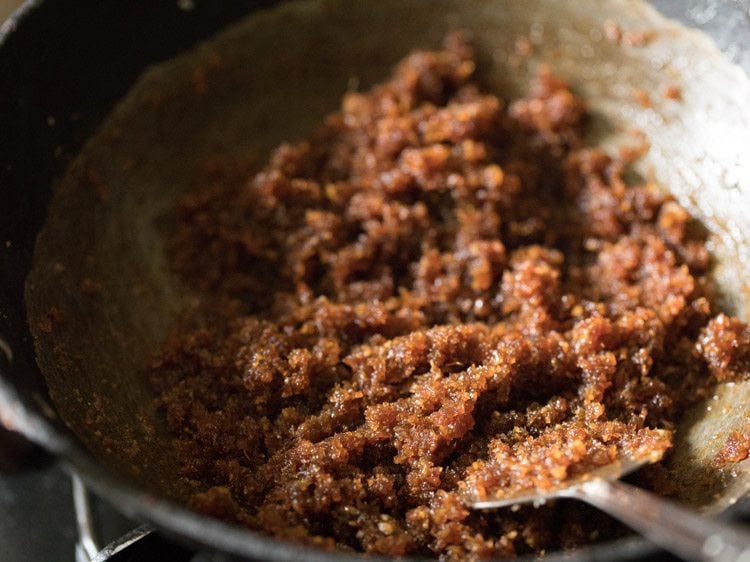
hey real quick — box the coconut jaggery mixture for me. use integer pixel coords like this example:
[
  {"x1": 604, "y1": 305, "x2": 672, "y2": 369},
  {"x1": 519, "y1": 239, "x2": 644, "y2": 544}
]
[{"x1": 150, "y1": 34, "x2": 750, "y2": 559}]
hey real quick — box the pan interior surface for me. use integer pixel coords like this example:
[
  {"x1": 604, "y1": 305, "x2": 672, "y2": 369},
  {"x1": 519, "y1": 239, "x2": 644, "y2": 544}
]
[{"x1": 25, "y1": 0, "x2": 750, "y2": 555}]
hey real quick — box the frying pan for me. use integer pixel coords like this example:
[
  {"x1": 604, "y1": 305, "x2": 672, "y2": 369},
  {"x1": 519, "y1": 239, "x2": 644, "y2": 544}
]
[{"x1": 1, "y1": 0, "x2": 749, "y2": 560}]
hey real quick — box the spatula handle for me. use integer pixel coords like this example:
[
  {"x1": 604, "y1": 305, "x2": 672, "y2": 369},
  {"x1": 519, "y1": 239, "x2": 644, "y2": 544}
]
[{"x1": 569, "y1": 479, "x2": 750, "y2": 562}]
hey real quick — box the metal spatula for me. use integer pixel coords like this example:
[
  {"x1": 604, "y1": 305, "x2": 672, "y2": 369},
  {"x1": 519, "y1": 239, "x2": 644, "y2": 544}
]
[{"x1": 467, "y1": 454, "x2": 750, "y2": 562}]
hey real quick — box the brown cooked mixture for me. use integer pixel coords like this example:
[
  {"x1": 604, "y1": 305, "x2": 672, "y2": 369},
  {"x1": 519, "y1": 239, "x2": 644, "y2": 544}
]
[
  {"x1": 149, "y1": 34, "x2": 749, "y2": 559},
  {"x1": 714, "y1": 429, "x2": 750, "y2": 468}
]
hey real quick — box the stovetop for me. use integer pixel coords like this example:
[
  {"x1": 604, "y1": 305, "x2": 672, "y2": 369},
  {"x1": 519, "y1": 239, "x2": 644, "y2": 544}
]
[
  {"x1": 1, "y1": 465, "x2": 78, "y2": 562},
  {"x1": 0, "y1": 464, "x2": 199, "y2": 562}
]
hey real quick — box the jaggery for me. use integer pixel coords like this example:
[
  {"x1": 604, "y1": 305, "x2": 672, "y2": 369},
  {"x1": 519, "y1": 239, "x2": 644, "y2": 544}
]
[{"x1": 149, "y1": 34, "x2": 748, "y2": 559}]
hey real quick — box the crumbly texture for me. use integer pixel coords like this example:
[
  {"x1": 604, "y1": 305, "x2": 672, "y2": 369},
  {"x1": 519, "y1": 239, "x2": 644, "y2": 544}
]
[
  {"x1": 149, "y1": 35, "x2": 749, "y2": 559},
  {"x1": 714, "y1": 430, "x2": 750, "y2": 468}
]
